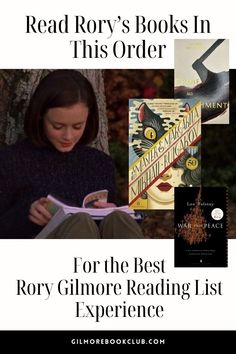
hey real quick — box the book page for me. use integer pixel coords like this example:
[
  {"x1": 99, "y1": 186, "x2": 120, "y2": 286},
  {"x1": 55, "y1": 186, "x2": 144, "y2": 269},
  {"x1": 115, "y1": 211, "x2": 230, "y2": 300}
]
[{"x1": 82, "y1": 189, "x2": 108, "y2": 208}]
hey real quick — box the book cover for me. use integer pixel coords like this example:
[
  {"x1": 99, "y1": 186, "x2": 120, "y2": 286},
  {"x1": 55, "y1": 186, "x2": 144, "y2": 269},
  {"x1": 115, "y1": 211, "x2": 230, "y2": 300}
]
[
  {"x1": 174, "y1": 39, "x2": 229, "y2": 124},
  {"x1": 174, "y1": 187, "x2": 228, "y2": 267},
  {"x1": 128, "y1": 98, "x2": 201, "y2": 210}
]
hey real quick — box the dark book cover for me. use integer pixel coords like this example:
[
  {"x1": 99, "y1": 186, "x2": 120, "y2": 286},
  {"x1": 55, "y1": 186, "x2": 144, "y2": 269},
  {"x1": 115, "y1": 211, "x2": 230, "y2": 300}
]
[{"x1": 174, "y1": 187, "x2": 228, "y2": 267}]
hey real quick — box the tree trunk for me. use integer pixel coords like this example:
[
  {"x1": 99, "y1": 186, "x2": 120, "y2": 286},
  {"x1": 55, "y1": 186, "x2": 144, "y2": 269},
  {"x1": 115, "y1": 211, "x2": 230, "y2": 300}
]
[{"x1": 0, "y1": 69, "x2": 109, "y2": 153}]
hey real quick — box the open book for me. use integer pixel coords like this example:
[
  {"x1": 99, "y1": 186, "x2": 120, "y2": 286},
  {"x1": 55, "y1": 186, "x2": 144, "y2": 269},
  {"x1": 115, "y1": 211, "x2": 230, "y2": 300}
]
[{"x1": 36, "y1": 190, "x2": 141, "y2": 238}]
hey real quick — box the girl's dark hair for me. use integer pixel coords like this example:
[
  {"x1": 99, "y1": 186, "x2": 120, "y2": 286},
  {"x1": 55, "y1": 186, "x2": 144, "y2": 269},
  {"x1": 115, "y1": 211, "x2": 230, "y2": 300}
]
[{"x1": 24, "y1": 70, "x2": 99, "y2": 146}]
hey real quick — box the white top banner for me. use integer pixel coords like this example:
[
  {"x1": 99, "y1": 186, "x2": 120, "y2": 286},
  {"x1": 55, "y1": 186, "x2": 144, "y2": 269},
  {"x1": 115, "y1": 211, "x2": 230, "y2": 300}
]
[{"x1": 0, "y1": 0, "x2": 235, "y2": 68}]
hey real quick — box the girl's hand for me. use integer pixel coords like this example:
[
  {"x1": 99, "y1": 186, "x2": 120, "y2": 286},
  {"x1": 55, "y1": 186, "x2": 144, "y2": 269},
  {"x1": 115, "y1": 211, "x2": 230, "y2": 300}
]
[
  {"x1": 29, "y1": 197, "x2": 52, "y2": 226},
  {"x1": 93, "y1": 201, "x2": 117, "y2": 208}
]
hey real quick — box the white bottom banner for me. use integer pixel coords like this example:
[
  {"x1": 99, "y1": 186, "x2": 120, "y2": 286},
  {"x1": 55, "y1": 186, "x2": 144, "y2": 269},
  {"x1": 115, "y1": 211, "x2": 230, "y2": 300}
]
[{"x1": 0, "y1": 239, "x2": 235, "y2": 330}]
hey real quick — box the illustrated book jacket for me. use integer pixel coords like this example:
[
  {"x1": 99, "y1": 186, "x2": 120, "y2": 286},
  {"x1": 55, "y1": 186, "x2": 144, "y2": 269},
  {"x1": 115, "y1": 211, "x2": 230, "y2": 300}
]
[
  {"x1": 174, "y1": 39, "x2": 229, "y2": 124},
  {"x1": 128, "y1": 98, "x2": 201, "y2": 210}
]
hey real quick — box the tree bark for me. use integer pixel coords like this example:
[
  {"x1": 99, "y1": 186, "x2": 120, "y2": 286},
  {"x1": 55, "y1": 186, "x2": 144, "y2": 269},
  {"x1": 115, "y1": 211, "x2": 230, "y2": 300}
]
[{"x1": 0, "y1": 69, "x2": 109, "y2": 153}]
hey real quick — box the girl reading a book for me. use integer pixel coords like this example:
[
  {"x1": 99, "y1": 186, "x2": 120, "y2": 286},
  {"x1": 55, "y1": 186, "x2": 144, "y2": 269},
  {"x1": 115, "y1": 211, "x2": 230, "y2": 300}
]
[{"x1": 0, "y1": 70, "x2": 143, "y2": 239}]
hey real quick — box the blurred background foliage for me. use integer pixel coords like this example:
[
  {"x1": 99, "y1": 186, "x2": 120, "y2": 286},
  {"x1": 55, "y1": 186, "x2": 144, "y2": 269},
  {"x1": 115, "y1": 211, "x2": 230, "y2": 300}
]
[{"x1": 104, "y1": 69, "x2": 236, "y2": 238}]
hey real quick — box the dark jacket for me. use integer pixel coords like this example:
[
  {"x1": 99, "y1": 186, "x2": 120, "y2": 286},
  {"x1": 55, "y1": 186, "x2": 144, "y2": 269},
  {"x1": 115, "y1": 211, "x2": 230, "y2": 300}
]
[{"x1": 0, "y1": 139, "x2": 116, "y2": 238}]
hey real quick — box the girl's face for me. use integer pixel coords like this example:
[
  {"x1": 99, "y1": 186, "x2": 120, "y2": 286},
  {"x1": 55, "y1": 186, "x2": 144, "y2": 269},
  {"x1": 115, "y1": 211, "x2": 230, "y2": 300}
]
[{"x1": 44, "y1": 103, "x2": 89, "y2": 152}]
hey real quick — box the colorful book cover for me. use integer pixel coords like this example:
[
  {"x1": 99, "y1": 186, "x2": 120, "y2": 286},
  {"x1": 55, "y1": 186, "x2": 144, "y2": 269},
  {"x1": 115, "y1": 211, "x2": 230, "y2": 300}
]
[
  {"x1": 174, "y1": 187, "x2": 228, "y2": 267},
  {"x1": 128, "y1": 98, "x2": 201, "y2": 210},
  {"x1": 174, "y1": 39, "x2": 229, "y2": 124}
]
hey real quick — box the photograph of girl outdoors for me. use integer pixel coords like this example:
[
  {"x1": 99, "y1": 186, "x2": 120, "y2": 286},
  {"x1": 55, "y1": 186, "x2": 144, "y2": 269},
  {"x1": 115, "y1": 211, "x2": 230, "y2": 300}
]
[
  {"x1": 0, "y1": 69, "x2": 144, "y2": 239},
  {"x1": 0, "y1": 69, "x2": 235, "y2": 238}
]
